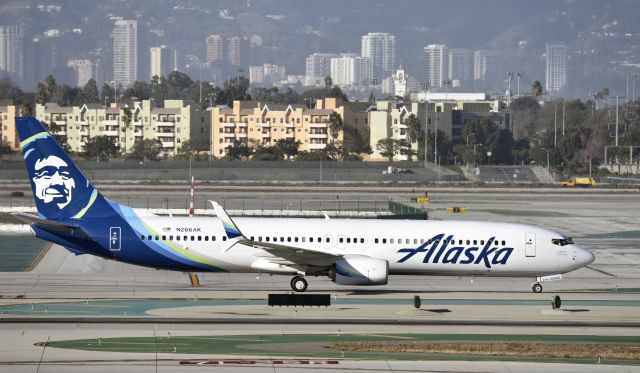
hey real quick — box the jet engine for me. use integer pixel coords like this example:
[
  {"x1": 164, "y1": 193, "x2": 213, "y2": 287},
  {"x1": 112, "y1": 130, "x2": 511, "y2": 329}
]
[{"x1": 329, "y1": 255, "x2": 388, "y2": 285}]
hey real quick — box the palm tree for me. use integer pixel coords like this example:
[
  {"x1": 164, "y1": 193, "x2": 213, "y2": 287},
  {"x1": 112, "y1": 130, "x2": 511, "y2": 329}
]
[
  {"x1": 328, "y1": 112, "x2": 343, "y2": 144},
  {"x1": 404, "y1": 114, "x2": 423, "y2": 161},
  {"x1": 121, "y1": 106, "x2": 132, "y2": 155}
]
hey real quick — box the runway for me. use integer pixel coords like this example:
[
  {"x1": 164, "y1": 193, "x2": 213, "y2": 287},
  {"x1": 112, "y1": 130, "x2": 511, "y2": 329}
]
[{"x1": 0, "y1": 188, "x2": 639, "y2": 372}]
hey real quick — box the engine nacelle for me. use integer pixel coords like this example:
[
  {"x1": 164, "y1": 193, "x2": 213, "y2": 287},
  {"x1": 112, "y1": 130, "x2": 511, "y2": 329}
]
[{"x1": 329, "y1": 255, "x2": 388, "y2": 285}]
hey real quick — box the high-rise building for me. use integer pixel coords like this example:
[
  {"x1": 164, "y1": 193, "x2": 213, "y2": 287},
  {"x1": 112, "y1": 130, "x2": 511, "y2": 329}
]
[
  {"x1": 305, "y1": 53, "x2": 336, "y2": 79},
  {"x1": 150, "y1": 45, "x2": 175, "y2": 79},
  {"x1": 0, "y1": 25, "x2": 24, "y2": 81},
  {"x1": 448, "y1": 48, "x2": 471, "y2": 83},
  {"x1": 113, "y1": 19, "x2": 148, "y2": 88},
  {"x1": 227, "y1": 36, "x2": 241, "y2": 68},
  {"x1": 473, "y1": 50, "x2": 502, "y2": 81},
  {"x1": 361, "y1": 32, "x2": 396, "y2": 79},
  {"x1": 546, "y1": 42, "x2": 567, "y2": 93},
  {"x1": 67, "y1": 59, "x2": 93, "y2": 87},
  {"x1": 424, "y1": 44, "x2": 448, "y2": 88},
  {"x1": 206, "y1": 34, "x2": 224, "y2": 65},
  {"x1": 330, "y1": 54, "x2": 372, "y2": 87}
]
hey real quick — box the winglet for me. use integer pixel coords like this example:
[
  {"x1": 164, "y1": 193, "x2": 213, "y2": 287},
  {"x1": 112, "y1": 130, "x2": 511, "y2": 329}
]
[{"x1": 209, "y1": 201, "x2": 243, "y2": 239}]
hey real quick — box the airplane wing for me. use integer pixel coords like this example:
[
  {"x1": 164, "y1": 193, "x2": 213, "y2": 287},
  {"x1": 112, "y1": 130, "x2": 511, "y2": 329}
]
[
  {"x1": 210, "y1": 201, "x2": 338, "y2": 267},
  {"x1": 10, "y1": 212, "x2": 80, "y2": 233}
]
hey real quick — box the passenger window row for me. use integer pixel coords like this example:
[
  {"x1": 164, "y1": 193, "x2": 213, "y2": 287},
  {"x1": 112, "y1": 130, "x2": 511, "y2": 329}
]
[
  {"x1": 141, "y1": 235, "x2": 228, "y2": 242},
  {"x1": 373, "y1": 238, "x2": 508, "y2": 246},
  {"x1": 141, "y1": 234, "x2": 507, "y2": 247}
]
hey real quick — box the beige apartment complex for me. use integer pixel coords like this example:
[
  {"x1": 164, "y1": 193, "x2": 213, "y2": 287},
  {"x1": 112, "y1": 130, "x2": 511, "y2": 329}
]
[
  {"x1": 0, "y1": 104, "x2": 18, "y2": 150},
  {"x1": 369, "y1": 99, "x2": 509, "y2": 161},
  {"x1": 211, "y1": 98, "x2": 368, "y2": 158},
  {"x1": 34, "y1": 100, "x2": 210, "y2": 157}
]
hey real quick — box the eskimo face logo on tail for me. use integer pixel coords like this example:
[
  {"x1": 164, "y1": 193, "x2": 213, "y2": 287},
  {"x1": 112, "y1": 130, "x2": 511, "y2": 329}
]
[{"x1": 32, "y1": 155, "x2": 76, "y2": 209}]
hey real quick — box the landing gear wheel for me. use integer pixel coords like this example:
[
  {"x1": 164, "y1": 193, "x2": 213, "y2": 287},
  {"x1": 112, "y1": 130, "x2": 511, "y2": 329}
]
[
  {"x1": 532, "y1": 283, "x2": 543, "y2": 293},
  {"x1": 290, "y1": 276, "x2": 308, "y2": 292}
]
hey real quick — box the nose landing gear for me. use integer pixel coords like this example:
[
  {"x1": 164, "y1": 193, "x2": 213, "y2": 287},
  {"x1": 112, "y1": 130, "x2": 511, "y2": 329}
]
[
  {"x1": 290, "y1": 276, "x2": 308, "y2": 292},
  {"x1": 532, "y1": 283, "x2": 543, "y2": 293}
]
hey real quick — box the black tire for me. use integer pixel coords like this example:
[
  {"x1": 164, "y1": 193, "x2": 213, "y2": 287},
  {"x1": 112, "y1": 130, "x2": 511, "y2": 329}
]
[
  {"x1": 532, "y1": 283, "x2": 543, "y2": 293},
  {"x1": 291, "y1": 276, "x2": 308, "y2": 292}
]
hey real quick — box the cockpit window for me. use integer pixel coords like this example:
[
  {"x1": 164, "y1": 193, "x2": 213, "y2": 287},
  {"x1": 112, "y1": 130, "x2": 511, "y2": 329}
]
[{"x1": 551, "y1": 237, "x2": 574, "y2": 246}]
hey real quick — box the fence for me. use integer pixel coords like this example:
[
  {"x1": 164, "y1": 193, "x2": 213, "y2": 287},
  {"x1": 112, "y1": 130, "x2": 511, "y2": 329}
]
[{"x1": 0, "y1": 195, "x2": 428, "y2": 218}]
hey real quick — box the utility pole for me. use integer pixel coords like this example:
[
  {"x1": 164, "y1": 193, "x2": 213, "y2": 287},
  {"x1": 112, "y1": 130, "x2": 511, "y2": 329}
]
[
  {"x1": 562, "y1": 100, "x2": 565, "y2": 136},
  {"x1": 554, "y1": 102, "x2": 557, "y2": 148},
  {"x1": 616, "y1": 95, "x2": 619, "y2": 146},
  {"x1": 516, "y1": 72, "x2": 522, "y2": 97}
]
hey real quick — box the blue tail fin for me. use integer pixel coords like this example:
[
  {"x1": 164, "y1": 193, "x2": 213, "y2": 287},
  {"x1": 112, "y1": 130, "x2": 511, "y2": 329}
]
[{"x1": 16, "y1": 117, "x2": 112, "y2": 220}]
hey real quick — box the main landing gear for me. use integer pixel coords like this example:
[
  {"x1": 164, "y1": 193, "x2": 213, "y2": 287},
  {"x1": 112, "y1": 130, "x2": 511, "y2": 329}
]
[
  {"x1": 532, "y1": 283, "x2": 543, "y2": 293},
  {"x1": 290, "y1": 276, "x2": 308, "y2": 292}
]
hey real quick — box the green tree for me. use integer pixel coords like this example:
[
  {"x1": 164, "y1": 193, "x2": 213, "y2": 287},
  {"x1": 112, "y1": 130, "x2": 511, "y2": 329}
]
[
  {"x1": 129, "y1": 139, "x2": 162, "y2": 162},
  {"x1": 531, "y1": 80, "x2": 543, "y2": 97},
  {"x1": 82, "y1": 79, "x2": 99, "y2": 103},
  {"x1": 100, "y1": 83, "x2": 115, "y2": 106},
  {"x1": 376, "y1": 138, "x2": 401, "y2": 161},
  {"x1": 328, "y1": 112, "x2": 343, "y2": 143},
  {"x1": 274, "y1": 138, "x2": 301, "y2": 159},
  {"x1": 252, "y1": 145, "x2": 283, "y2": 161},
  {"x1": 0, "y1": 140, "x2": 12, "y2": 157},
  {"x1": 83, "y1": 136, "x2": 119, "y2": 161},
  {"x1": 225, "y1": 140, "x2": 252, "y2": 160}
]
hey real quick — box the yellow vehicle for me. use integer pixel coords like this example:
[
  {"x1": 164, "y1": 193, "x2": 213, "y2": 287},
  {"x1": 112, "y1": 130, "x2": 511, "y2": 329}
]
[{"x1": 561, "y1": 177, "x2": 596, "y2": 187}]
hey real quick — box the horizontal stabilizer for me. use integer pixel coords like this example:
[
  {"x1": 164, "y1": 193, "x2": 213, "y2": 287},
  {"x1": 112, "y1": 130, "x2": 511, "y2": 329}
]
[{"x1": 10, "y1": 212, "x2": 79, "y2": 233}]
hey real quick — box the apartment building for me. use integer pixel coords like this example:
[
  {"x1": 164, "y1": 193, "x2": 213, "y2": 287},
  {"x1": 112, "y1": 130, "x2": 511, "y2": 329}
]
[
  {"x1": 211, "y1": 98, "x2": 368, "y2": 158},
  {"x1": 369, "y1": 99, "x2": 509, "y2": 161},
  {"x1": 34, "y1": 100, "x2": 210, "y2": 158},
  {"x1": 0, "y1": 104, "x2": 18, "y2": 150}
]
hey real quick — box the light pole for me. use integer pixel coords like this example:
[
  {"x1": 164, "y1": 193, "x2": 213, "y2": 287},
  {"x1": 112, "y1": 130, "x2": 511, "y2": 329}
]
[
  {"x1": 421, "y1": 82, "x2": 429, "y2": 167},
  {"x1": 541, "y1": 147, "x2": 550, "y2": 183},
  {"x1": 516, "y1": 72, "x2": 522, "y2": 97}
]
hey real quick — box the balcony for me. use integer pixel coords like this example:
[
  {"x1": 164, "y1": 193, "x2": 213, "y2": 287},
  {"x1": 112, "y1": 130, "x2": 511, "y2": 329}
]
[
  {"x1": 222, "y1": 133, "x2": 236, "y2": 138},
  {"x1": 103, "y1": 130, "x2": 119, "y2": 136},
  {"x1": 308, "y1": 143, "x2": 327, "y2": 150},
  {"x1": 157, "y1": 121, "x2": 175, "y2": 127},
  {"x1": 261, "y1": 132, "x2": 271, "y2": 138},
  {"x1": 161, "y1": 141, "x2": 175, "y2": 148},
  {"x1": 79, "y1": 129, "x2": 89, "y2": 136},
  {"x1": 103, "y1": 120, "x2": 118, "y2": 126},
  {"x1": 259, "y1": 122, "x2": 271, "y2": 127},
  {"x1": 309, "y1": 133, "x2": 327, "y2": 139},
  {"x1": 78, "y1": 120, "x2": 88, "y2": 125},
  {"x1": 285, "y1": 122, "x2": 294, "y2": 128},
  {"x1": 222, "y1": 122, "x2": 236, "y2": 127},
  {"x1": 236, "y1": 133, "x2": 247, "y2": 138},
  {"x1": 237, "y1": 122, "x2": 247, "y2": 127},
  {"x1": 284, "y1": 132, "x2": 294, "y2": 138},
  {"x1": 308, "y1": 122, "x2": 327, "y2": 128},
  {"x1": 156, "y1": 132, "x2": 175, "y2": 137}
]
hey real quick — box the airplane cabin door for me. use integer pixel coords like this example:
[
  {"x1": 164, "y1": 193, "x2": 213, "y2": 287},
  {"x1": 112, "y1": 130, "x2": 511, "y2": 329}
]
[{"x1": 525, "y1": 232, "x2": 536, "y2": 257}]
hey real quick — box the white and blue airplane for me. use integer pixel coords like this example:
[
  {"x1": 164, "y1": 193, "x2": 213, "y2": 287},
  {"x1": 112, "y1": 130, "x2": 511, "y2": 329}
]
[{"x1": 11, "y1": 117, "x2": 595, "y2": 293}]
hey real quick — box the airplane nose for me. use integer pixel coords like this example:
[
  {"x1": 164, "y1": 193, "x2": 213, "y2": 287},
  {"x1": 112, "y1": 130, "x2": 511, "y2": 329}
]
[{"x1": 578, "y1": 246, "x2": 595, "y2": 266}]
